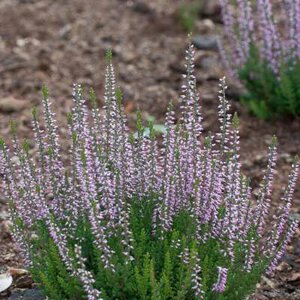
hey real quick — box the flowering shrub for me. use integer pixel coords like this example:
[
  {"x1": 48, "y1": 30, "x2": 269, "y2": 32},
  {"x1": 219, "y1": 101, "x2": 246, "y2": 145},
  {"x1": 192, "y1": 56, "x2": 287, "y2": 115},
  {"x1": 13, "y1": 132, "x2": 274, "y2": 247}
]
[
  {"x1": 218, "y1": 0, "x2": 300, "y2": 119},
  {"x1": 0, "y1": 45, "x2": 299, "y2": 300}
]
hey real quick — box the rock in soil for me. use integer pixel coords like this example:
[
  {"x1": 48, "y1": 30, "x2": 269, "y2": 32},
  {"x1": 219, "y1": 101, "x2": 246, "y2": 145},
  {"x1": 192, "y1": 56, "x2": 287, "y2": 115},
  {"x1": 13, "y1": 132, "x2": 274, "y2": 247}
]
[
  {"x1": 8, "y1": 287, "x2": 45, "y2": 300},
  {"x1": 0, "y1": 97, "x2": 27, "y2": 113},
  {"x1": 192, "y1": 35, "x2": 218, "y2": 50}
]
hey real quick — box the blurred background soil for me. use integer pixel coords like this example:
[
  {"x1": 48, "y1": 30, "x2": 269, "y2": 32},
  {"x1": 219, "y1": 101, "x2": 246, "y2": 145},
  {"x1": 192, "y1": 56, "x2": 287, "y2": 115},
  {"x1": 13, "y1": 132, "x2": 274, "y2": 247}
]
[{"x1": 0, "y1": 0, "x2": 299, "y2": 299}]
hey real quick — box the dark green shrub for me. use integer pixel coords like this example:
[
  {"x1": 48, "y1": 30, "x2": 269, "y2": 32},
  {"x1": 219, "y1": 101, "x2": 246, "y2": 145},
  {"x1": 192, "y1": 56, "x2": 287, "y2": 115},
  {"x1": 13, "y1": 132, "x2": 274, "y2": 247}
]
[{"x1": 219, "y1": 0, "x2": 300, "y2": 119}]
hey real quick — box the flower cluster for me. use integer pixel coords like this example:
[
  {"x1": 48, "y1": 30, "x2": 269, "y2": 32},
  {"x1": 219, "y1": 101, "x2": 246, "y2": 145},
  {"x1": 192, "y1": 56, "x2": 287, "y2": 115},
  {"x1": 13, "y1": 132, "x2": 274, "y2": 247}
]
[
  {"x1": 212, "y1": 267, "x2": 228, "y2": 293},
  {"x1": 219, "y1": 0, "x2": 300, "y2": 75},
  {"x1": 0, "y1": 45, "x2": 298, "y2": 300},
  {"x1": 219, "y1": 0, "x2": 300, "y2": 118}
]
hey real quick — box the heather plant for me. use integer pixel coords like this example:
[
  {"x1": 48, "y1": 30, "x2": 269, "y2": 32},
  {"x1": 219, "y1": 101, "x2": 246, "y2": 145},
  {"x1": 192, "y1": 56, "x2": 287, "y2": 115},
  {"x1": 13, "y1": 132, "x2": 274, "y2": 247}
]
[
  {"x1": 1, "y1": 45, "x2": 299, "y2": 300},
  {"x1": 218, "y1": 0, "x2": 300, "y2": 119}
]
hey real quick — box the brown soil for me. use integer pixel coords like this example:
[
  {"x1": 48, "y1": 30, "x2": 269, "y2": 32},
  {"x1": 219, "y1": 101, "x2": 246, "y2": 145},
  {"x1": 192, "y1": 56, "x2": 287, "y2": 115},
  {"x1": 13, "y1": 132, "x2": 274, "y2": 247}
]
[{"x1": 0, "y1": 0, "x2": 299, "y2": 299}]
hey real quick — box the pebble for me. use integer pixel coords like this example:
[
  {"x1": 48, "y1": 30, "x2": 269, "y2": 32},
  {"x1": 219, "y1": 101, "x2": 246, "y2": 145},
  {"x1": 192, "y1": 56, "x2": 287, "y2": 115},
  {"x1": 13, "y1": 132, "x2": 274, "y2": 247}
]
[
  {"x1": 192, "y1": 35, "x2": 218, "y2": 51},
  {"x1": 1, "y1": 220, "x2": 13, "y2": 238},
  {"x1": 0, "y1": 97, "x2": 27, "y2": 113},
  {"x1": 8, "y1": 287, "x2": 45, "y2": 300}
]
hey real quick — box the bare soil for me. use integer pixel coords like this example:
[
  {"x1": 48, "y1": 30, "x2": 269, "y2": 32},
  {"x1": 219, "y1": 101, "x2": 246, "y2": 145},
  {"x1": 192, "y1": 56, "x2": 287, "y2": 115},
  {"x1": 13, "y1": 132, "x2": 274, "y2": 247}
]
[{"x1": 0, "y1": 0, "x2": 299, "y2": 299}]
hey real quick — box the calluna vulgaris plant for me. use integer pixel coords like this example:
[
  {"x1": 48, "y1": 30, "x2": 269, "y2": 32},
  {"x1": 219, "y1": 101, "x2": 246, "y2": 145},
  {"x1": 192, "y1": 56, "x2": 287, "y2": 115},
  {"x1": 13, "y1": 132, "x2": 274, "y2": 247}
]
[
  {"x1": 219, "y1": 0, "x2": 300, "y2": 119},
  {"x1": 0, "y1": 45, "x2": 299, "y2": 300}
]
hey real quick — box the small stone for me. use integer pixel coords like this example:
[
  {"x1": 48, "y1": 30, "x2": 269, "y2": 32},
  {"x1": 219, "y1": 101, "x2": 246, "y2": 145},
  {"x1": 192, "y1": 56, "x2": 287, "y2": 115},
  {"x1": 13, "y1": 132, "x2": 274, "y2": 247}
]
[
  {"x1": 287, "y1": 272, "x2": 300, "y2": 283},
  {"x1": 3, "y1": 253, "x2": 15, "y2": 261},
  {"x1": 195, "y1": 19, "x2": 216, "y2": 33},
  {"x1": 276, "y1": 261, "x2": 291, "y2": 272},
  {"x1": 0, "y1": 97, "x2": 27, "y2": 113},
  {"x1": 202, "y1": 19, "x2": 215, "y2": 30},
  {"x1": 8, "y1": 286, "x2": 45, "y2": 300},
  {"x1": 192, "y1": 35, "x2": 218, "y2": 50},
  {"x1": 261, "y1": 275, "x2": 277, "y2": 289},
  {"x1": 8, "y1": 268, "x2": 29, "y2": 277},
  {"x1": 1, "y1": 220, "x2": 13, "y2": 238}
]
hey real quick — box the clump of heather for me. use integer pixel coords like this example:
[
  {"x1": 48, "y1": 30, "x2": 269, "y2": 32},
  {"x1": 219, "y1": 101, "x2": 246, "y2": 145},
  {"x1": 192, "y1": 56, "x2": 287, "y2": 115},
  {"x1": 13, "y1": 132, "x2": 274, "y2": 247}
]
[
  {"x1": 218, "y1": 0, "x2": 300, "y2": 119},
  {"x1": 1, "y1": 45, "x2": 299, "y2": 300}
]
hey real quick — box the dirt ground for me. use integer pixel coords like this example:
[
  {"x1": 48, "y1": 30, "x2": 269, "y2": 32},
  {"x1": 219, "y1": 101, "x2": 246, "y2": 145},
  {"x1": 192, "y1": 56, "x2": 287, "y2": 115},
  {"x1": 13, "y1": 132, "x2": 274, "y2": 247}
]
[{"x1": 0, "y1": 0, "x2": 299, "y2": 299}]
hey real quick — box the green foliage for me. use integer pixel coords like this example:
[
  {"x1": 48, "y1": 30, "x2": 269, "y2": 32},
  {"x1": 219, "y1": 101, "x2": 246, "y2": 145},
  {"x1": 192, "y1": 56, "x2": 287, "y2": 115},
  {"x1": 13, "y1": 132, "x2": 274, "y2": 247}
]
[
  {"x1": 105, "y1": 49, "x2": 113, "y2": 62},
  {"x1": 134, "y1": 111, "x2": 167, "y2": 140},
  {"x1": 42, "y1": 85, "x2": 49, "y2": 99},
  {"x1": 30, "y1": 221, "x2": 84, "y2": 300},
  {"x1": 29, "y1": 198, "x2": 269, "y2": 299},
  {"x1": 239, "y1": 45, "x2": 300, "y2": 119},
  {"x1": 178, "y1": 1, "x2": 204, "y2": 32}
]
